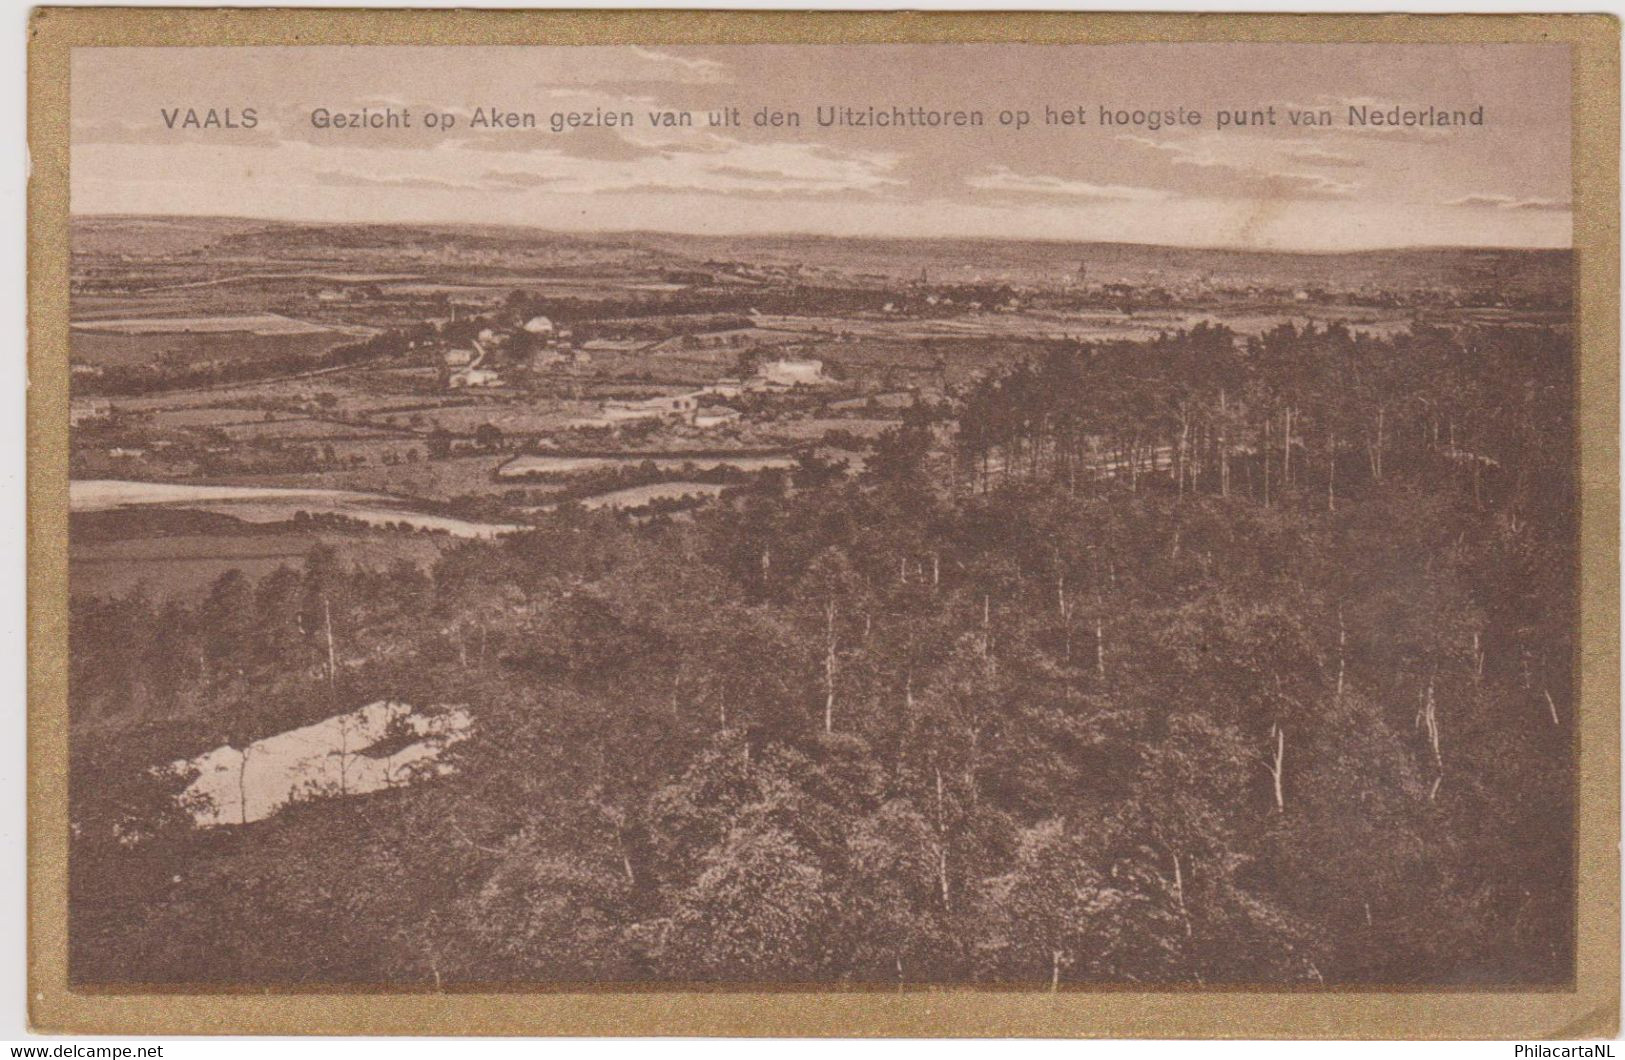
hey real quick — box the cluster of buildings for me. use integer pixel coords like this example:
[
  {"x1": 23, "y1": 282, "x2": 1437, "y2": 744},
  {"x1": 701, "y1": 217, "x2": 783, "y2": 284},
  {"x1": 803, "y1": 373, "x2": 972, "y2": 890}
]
[
  {"x1": 578, "y1": 357, "x2": 829, "y2": 430},
  {"x1": 441, "y1": 340, "x2": 501, "y2": 389},
  {"x1": 430, "y1": 306, "x2": 834, "y2": 433},
  {"x1": 439, "y1": 315, "x2": 592, "y2": 389}
]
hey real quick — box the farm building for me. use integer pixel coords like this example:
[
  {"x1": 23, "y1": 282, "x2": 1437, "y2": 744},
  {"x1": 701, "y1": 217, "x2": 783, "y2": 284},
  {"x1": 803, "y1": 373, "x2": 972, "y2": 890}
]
[
  {"x1": 449, "y1": 368, "x2": 502, "y2": 389},
  {"x1": 600, "y1": 391, "x2": 705, "y2": 423},
  {"x1": 758, "y1": 358, "x2": 827, "y2": 386},
  {"x1": 445, "y1": 341, "x2": 502, "y2": 388}
]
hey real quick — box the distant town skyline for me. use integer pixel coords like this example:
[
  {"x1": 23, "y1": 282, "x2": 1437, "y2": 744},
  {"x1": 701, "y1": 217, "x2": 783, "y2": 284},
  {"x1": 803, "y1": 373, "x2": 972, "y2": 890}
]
[
  {"x1": 68, "y1": 212, "x2": 1579, "y2": 259},
  {"x1": 71, "y1": 44, "x2": 1573, "y2": 252}
]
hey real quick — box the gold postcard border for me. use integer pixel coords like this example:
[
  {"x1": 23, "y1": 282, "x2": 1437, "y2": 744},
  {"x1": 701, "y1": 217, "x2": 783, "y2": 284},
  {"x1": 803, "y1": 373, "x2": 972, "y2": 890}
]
[{"x1": 26, "y1": 8, "x2": 1621, "y2": 1039}]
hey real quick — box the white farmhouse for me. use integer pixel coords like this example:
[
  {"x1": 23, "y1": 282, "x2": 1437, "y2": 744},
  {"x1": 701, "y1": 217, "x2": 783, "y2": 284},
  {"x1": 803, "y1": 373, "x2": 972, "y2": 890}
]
[{"x1": 758, "y1": 358, "x2": 827, "y2": 387}]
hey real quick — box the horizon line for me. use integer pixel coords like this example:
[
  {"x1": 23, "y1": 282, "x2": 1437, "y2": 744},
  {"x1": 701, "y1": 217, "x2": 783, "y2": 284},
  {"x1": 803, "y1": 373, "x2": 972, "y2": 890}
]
[{"x1": 68, "y1": 209, "x2": 1575, "y2": 258}]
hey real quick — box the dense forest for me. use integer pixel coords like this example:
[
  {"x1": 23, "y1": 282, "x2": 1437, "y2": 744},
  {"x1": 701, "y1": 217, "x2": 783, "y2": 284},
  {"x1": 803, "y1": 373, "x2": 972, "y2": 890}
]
[{"x1": 69, "y1": 321, "x2": 1576, "y2": 987}]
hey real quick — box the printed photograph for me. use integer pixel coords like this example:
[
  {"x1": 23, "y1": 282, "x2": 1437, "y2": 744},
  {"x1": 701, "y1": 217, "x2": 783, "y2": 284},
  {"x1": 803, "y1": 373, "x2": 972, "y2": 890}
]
[{"x1": 65, "y1": 42, "x2": 1577, "y2": 989}]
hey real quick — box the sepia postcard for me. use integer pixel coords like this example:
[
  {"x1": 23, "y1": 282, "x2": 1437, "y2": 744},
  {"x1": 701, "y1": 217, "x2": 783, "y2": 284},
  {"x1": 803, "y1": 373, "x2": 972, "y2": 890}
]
[{"x1": 26, "y1": 8, "x2": 1621, "y2": 1038}]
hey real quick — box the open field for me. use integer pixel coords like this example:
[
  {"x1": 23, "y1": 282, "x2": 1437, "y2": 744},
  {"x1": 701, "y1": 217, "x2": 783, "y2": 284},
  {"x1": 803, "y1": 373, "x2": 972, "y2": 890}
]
[
  {"x1": 71, "y1": 478, "x2": 521, "y2": 542},
  {"x1": 70, "y1": 479, "x2": 392, "y2": 511},
  {"x1": 72, "y1": 313, "x2": 334, "y2": 335},
  {"x1": 73, "y1": 328, "x2": 346, "y2": 369},
  {"x1": 71, "y1": 527, "x2": 448, "y2": 603},
  {"x1": 221, "y1": 454, "x2": 513, "y2": 502},
  {"x1": 498, "y1": 450, "x2": 798, "y2": 477}
]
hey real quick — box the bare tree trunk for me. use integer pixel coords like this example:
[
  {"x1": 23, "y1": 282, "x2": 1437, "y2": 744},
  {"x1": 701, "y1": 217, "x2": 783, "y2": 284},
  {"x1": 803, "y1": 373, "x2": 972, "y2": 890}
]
[
  {"x1": 616, "y1": 827, "x2": 635, "y2": 886},
  {"x1": 1095, "y1": 616, "x2": 1106, "y2": 679},
  {"x1": 1336, "y1": 608, "x2": 1347, "y2": 701},
  {"x1": 237, "y1": 741, "x2": 250, "y2": 822},
  {"x1": 1177, "y1": 413, "x2": 1189, "y2": 496},
  {"x1": 824, "y1": 597, "x2": 837, "y2": 734},
  {"x1": 1375, "y1": 406, "x2": 1385, "y2": 481},
  {"x1": 1267, "y1": 723, "x2": 1285, "y2": 813},
  {"x1": 1282, "y1": 407, "x2": 1293, "y2": 487},
  {"x1": 1419, "y1": 678, "x2": 1441, "y2": 766},
  {"x1": 1054, "y1": 562, "x2": 1078, "y2": 664},
  {"x1": 324, "y1": 596, "x2": 338, "y2": 690},
  {"x1": 1327, "y1": 429, "x2": 1337, "y2": 512},
  {"x1": 1417, "y1": 678, "x2": 1443, "y2": 799},
  {"x1": 325, "y1": 596, "x2": 346, "y2": 797},
  {"x1": 1262, "y1": 417, "x2": 1272, "y2": 508},
  {"x1": 934, "y1": 765, "x2": 951, "y2": 909}
]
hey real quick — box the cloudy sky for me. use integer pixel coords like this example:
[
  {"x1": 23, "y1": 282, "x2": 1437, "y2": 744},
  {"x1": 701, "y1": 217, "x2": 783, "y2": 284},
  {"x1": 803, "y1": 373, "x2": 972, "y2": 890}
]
[{"x1": 70, "y1": 44, "x2": 1571, "y2": 251}]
